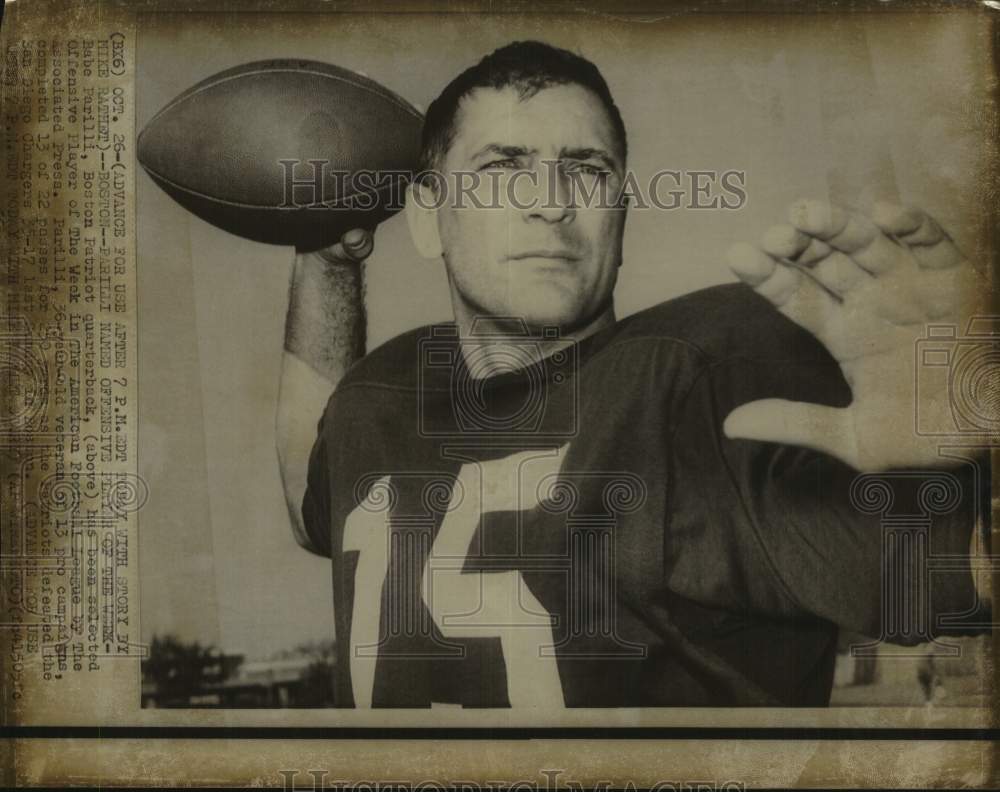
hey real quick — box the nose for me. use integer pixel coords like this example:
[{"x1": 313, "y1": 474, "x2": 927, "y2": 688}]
[{"x1": 524, "y1": 161, "x2": 576, "y2": 224}]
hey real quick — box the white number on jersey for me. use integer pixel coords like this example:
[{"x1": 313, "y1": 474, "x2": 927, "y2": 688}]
[{"x1": 343, "y1": 447, "x2": 568, "y2": 708}]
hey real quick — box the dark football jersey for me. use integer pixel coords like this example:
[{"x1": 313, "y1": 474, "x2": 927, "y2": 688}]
[{"x1": 302, "y1": 284, "x2": 986, "y2": 708}]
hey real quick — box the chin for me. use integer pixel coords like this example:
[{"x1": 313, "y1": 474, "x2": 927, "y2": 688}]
[{"x1": 506, "y1": 300, "x2": 585, "y2": 333}]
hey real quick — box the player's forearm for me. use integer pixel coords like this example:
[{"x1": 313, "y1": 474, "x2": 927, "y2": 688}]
[
  {"x1": 277, "y1": 249, "x2": 366, "y2": 549},
  {"x1": 283, "y1": 249, "x2": 365, "y2": 380}
]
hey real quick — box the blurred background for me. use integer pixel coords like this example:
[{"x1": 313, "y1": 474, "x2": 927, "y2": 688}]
[{"x1": 136, "y1": 9, "x2": 994, "y2": 707}]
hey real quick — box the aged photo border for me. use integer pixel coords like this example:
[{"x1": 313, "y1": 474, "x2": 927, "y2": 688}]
[{"x1": 1, "y1": 0, "x2": 998, "y2": 786}]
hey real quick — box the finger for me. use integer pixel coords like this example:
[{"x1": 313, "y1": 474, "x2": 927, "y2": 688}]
[
  {"x1": 727, "y1": 242, "x2": 837, "y2": 334},
  {"x1": 787, "y1": 199, "x2": 849, "y2": 241},
  {"x1": 796, "y1": 237, "x2": 833, "y2": 267},
  {"x1": 342, "y1": 228, "x2": 374, "y2": 260},
  {"x1": 791, "y1": 199, "x2": 908, "y2": 276},
  {"x1": 315, "y1": 241, "x2": 348, "y2": 263},
  {"x1": 884, "y1": 207, "x2": 943, "y2": 246},
  {"x1": 872, "y1": 203, "x2": 964, "y2": 271},
  {"x1": 727, "y1": 241, "x2": 775, "y2": 286},
  {"x1": 760, "y1": 224, "x2": 812, "y2": 260},
  {"x1": 723, "y1": 399, "x2": 859, "y2": 469},
  {"x1": 810, "y1": 252, "x2": 872, "y2": 296},
  {"x1": 869, "y1": 201, "x2": 923, "y2": 237},
  {"x1": 314, "y1": 228, "x2": 374, "y2": 264}
]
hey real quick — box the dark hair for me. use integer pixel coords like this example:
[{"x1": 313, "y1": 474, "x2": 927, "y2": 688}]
[{"x1": 419, "y1": 40, "x2": 628, "y2": 176}]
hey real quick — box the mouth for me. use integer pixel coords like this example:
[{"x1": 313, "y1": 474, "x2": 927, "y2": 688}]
[{"x1": 508, "y1": 250, "x2": 581, "y2": 262}]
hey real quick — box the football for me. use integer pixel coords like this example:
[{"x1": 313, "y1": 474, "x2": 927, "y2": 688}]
[{"x1": 137, "y1": 59, "x2": 424, "y2": 251}]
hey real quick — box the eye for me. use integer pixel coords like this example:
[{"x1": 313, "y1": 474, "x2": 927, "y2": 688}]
[
  {"x1": 564, "y1": 160, "x2": 610, "y2": 178},
  {"x1": 479, "y1": 157, "x2": 521, "y2": 171}
]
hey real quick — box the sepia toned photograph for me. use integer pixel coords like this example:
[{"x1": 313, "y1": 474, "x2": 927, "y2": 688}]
[
  {"x1": 134, "y1": 8, "x2": 995, "y2": 713},
  {"x1": 2, "y1": 0, "x2": 999, "y2": 787}
]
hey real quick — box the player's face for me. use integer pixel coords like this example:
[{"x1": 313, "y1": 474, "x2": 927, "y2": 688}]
[{"x1": 436, "y1": 84, "x2": 627, "y2": 333}]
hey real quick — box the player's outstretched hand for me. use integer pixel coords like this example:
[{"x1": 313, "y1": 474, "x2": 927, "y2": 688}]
[{"x1": 725, "y1": 199, "x2": 992, "y2": 471}]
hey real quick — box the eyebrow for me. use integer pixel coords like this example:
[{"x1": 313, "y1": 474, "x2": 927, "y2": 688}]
[
  {"x1": 470, "y1": 143, "x2": 536, "y2": 161},
  {"x1": 560, "y1": 147, "x2": 618, "y2": 171}
]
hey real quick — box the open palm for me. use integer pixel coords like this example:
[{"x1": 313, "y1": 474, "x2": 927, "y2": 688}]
[{"x1": 725, "y1": 199, "x2": 993, "y2": 472}]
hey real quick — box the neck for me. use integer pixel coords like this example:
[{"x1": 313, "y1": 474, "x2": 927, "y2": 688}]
[{"x1": 452, "y1": 301, "x2": 616, "y2": 379}]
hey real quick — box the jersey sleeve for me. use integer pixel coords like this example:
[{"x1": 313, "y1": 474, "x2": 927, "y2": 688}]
[
  {"x1": 669, "y1": 341, "x2": 988, "y2": 643},
  {"x1": 300, "y1": 407, "x2": 334, "y2": 558}
]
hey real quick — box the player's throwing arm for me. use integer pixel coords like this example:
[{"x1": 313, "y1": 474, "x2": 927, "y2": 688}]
[
  {"x1": 136, "y1": 60, "x2": 423, "y2": 548},
  {"x1": 277, "y1": 233, "x2": 373, "y2": 547}
]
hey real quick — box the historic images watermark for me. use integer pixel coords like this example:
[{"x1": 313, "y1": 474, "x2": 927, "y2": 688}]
[
  {"x1": 914, "y1": 317, "x2": 1000, "y2": 438},
  {"x1": 278, "y1": 160, "x2": 747, "y2": 213},
  {"x1": 278, "y1": 770, "x2": 747, "y2": 792},
  {"x1": 417, "y1": 320, "x2": 579, "y2": 437},
  {"x1": 339, "y1": 317, "x2": 650, "y2": 703},
  {"x1": 839, "y1": 318, "x2": 1000, "y2": 657}
]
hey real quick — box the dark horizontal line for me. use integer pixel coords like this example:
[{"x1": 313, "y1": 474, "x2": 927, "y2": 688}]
[
  {"x1": 4, "y1": 726, "x2": 999, "y2": 740},
  {"x1": 130, "y1": 2, "x2": 969, "y2": 14}
]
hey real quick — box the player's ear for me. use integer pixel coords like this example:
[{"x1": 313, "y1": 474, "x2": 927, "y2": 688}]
[{"x1": 405, "y1": 182, "x2": 443, "y2": 259}]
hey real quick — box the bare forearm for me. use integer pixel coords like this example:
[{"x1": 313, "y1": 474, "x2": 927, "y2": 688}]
[
  {"x1": 284, "y1": 249, "x2": 365, "y2": 379},
  {"x1": 277, "y1": 247, "x2": 367, "y2": 550}
]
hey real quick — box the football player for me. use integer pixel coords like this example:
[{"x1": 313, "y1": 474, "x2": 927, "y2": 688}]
[{"x1": 276, "y1": 41, "x2": 992, "y2": 707}]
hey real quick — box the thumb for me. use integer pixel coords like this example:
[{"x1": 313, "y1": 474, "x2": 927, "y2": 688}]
[
  {"x1": 314, "y1": 228, "x2": 375, "y2": 264},
  {"x1": 341, "y1": 227, "x2": 375, "y2": 260},
  {"x1": 723, "y1": 399, "x2": 860, "y2": 468}
]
